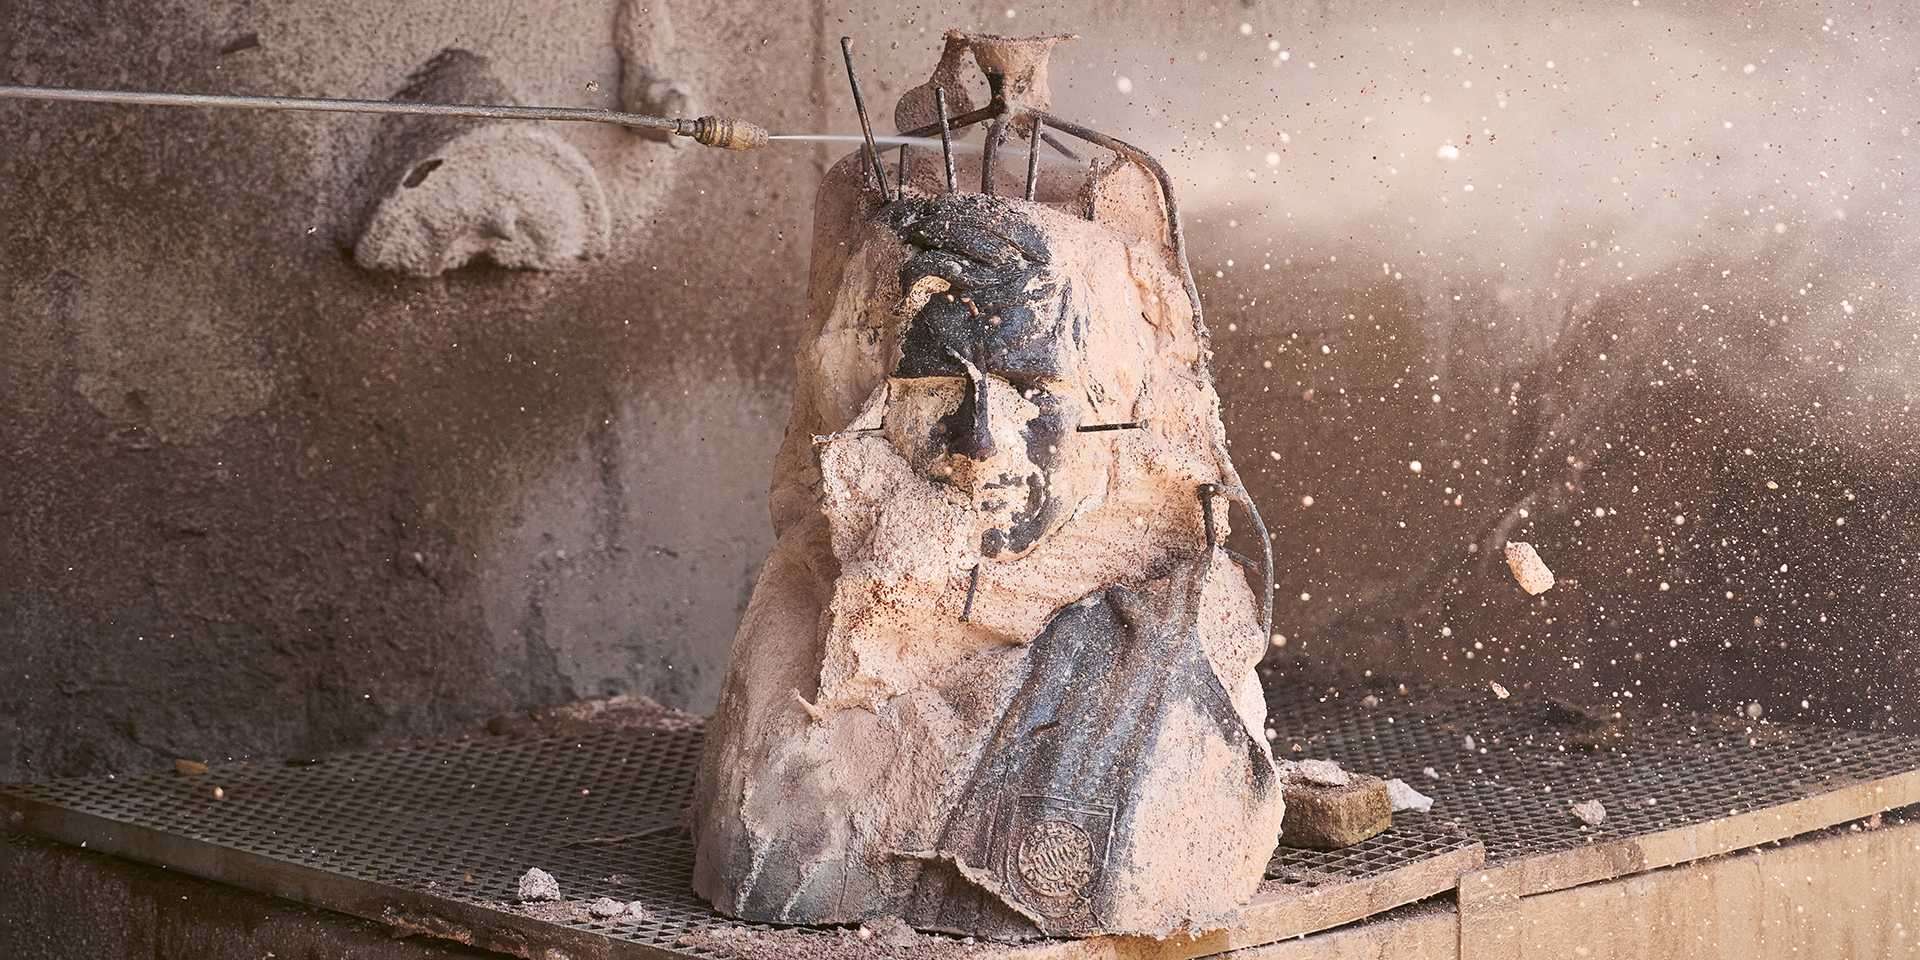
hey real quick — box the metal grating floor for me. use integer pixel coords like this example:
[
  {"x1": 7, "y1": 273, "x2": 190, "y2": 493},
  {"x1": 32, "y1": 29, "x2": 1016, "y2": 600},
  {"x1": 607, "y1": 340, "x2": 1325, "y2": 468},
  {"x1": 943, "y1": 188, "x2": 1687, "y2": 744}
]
[
  {"x1": 1264, "y1": 827, "x2": 1477, "y2": 887},
  {"x1": 1265, "y1": 686, "x2": 1920, "y2": 863},
  {"x1": 6, "y1": 687, "x2": 1920, "y2": 959},
  {"x1": 0, "y1": 724, "x2": 1467, "y2": 958},
  {"x1": 5, "y1": 732, "x2": 719, "y2": 952}
]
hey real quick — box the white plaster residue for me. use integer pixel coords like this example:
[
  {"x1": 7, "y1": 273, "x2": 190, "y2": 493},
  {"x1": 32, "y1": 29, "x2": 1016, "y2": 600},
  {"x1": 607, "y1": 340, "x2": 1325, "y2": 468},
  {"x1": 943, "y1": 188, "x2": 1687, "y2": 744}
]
[{"x1": 356, "y1": 125, "x2": 610, "y2": 276}]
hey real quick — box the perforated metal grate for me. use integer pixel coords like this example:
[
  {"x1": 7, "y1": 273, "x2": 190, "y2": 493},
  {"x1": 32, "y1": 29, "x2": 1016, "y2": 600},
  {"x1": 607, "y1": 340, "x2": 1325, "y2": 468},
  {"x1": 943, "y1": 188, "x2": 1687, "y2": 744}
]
[
  {"x1": 5, "y1": 731, "x2": 731, "y2": 953},
  {"x1": 8, "y1": 688, "x2": 1918, "y2": 958},
  {"x1": 1265, "y1": 687, "x2": 1920, "y2": 864},
  {"x1": 1265, "y1": 828, "x2": 1478, "y2": 888},
  {"x1": 3, "y1": 725, "x2": 1461, "y2": 958}
]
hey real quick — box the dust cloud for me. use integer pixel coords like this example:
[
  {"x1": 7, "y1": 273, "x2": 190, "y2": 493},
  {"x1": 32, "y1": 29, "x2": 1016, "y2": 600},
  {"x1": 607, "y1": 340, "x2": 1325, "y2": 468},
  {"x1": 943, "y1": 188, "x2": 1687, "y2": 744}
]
[{"x1": 1033, "y1": 1, "x2": 1919, "y2": 728}]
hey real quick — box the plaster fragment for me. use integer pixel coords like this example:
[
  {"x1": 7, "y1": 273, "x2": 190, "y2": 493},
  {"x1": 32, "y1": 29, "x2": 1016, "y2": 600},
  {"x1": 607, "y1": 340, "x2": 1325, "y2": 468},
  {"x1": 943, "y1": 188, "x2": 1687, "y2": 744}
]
[
  {"x1": 1505, "y1": 541, "x2": 1556, "y2": 594},
  {"x1": 517, "y1": 867, "x2": 561, "y2": 903}
]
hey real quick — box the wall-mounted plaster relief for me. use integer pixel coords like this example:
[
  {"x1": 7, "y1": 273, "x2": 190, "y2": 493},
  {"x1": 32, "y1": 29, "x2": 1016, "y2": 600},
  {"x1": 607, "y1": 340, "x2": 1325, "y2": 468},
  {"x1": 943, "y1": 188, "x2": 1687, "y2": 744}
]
[{"x1": 352, "y1": 49, "x2": 610, "y2": 276}]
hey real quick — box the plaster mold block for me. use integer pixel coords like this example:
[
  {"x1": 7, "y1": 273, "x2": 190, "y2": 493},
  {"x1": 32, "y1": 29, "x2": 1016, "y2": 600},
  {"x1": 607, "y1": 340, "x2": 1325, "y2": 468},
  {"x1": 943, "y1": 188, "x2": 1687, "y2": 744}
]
[
  {"x1": 690, "y1": 33, "x2": 1284, "y2": 941},
  {"x1": 352, "y1": 49, "x2": 610, "y2": 276}
]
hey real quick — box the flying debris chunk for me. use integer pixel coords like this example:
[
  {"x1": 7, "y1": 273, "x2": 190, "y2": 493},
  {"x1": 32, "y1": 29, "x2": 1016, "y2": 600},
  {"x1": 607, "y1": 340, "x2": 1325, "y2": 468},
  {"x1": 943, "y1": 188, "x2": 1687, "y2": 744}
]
[{"x1": 1504, "y1": 541, "x2": 1556, "y2": 594}]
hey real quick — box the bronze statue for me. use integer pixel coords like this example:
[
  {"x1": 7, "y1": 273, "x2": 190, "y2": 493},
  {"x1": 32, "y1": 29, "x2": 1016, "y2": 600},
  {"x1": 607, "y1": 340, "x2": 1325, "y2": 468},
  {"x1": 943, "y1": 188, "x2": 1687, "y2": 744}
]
[{"x1": 691, "y1": 32, "x2": 1283, "y2": 939}]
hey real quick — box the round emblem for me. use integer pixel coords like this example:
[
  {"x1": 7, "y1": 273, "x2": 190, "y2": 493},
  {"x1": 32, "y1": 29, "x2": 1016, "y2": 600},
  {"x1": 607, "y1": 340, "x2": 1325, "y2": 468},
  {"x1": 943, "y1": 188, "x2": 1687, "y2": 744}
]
[{"x1": 1016, "y1": 819, "x2": 1095, "y2": 899}]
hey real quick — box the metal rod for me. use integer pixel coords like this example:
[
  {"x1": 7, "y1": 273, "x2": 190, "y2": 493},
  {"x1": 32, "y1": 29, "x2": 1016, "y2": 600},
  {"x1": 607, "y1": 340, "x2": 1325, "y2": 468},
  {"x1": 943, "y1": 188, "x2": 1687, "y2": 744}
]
[
  {"x1": 0, "y1": 83, "x2": 771, "y2": 149},
  {"x1": 1197, "y1": 483, "x2": 1275, "y2": 641},
  {"x1": 897, "y1": 143, "x2": 910, "y2": 194},
  {"x1": 981, "y1": 113, "x2": 1011, "y2": 197},
  {"x1": 934, "y1": 87, "x2": 957, "y2": 194},
  {"x1": 839, "y1": 38, "x2": 890, "y2": 201},
  {"x1": 959, "y1": 565, "x2": 982, "y2": 622},
  {"x1": 899, "y1": 101, "x2": 1001, "y2": 140},
  {"x1": 1075, "y1": 421, "x2": 1143, "y2": 432},
  {"x1": 979, "y1": 69, "x2": 1009, "y2": 197},
  {"x1": 1040, "y1": 130, "x2": 1082, "y2": 161},
  {"x1": 1024, "y1": 118, "x2": 1043, "y2": 201}
]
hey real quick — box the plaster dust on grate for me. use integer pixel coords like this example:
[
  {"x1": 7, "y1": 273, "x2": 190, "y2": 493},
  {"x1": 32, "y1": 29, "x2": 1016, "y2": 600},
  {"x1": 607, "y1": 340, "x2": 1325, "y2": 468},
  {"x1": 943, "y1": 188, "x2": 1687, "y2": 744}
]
[{"x1": 7, "y1": 686, "x2": 1920, "y2": 958}]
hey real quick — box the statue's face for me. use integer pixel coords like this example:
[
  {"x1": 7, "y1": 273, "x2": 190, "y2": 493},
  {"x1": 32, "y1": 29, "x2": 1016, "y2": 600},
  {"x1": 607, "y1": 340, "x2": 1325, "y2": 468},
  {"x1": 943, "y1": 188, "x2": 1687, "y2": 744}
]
[
  {"x1": 880, "y1": 195, "x2": 1102, "y2": 561},
  {"x1": 882, "y1": 370, "x2": 1086, "y2": 560}
]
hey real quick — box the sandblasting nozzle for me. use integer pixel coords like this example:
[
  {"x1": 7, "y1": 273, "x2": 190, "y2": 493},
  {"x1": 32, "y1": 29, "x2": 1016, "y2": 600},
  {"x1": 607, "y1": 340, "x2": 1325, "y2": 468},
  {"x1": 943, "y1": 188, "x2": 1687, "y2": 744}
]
[{"x1": 679, "y1": 115, "x2": 770, "y2": 150}]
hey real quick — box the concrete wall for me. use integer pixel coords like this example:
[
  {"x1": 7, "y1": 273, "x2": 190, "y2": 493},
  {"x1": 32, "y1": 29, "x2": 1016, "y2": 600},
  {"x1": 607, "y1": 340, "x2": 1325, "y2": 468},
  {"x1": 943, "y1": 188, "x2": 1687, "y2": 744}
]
[
  {"x1": 2, "y1": 0, "x2": 822, "y2": 780},
  {"x1": 6, "y1": 0, "x2": 1919, "y2": 783}
]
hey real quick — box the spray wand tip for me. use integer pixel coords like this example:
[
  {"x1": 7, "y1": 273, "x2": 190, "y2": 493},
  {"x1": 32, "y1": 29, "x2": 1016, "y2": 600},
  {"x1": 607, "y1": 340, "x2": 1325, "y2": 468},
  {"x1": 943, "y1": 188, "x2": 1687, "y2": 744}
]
[{"x1": 679, "y1": 115, "x2": 770, "y2": 150}]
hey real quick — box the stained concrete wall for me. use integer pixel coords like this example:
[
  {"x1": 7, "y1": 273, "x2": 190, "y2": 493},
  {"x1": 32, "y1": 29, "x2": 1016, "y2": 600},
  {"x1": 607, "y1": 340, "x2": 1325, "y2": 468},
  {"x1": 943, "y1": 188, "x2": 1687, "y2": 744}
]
[
  {"x1": 6, "y1": 0, "x2": 1920, "y2": 784},
  {"x1": 1, "y1": 0, "x2": 822, "y2": 781}
]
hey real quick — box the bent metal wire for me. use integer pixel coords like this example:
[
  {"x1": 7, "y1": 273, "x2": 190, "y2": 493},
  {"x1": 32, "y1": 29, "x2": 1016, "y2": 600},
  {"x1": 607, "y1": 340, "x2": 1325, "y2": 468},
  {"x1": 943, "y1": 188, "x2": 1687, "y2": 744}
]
[{"x1": 835, "y1": 38, "x2": 1201, "y2": 322}]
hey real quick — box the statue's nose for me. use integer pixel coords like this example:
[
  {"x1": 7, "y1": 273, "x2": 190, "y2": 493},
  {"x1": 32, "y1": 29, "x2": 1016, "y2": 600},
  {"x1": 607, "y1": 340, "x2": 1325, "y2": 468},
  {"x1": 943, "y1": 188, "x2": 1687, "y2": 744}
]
[{"x1": 944, "y1": 350, "x2": 998, "y2": 462}]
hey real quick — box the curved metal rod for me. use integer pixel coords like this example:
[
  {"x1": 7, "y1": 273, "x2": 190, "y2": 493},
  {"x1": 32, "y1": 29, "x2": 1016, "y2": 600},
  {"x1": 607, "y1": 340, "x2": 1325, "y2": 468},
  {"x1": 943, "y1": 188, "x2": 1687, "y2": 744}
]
[
  {"x1": 899, "y1": 99, "x2": 1204, "y2": 348},
  {"x1": 1020, "y1": 105, "x2": 1254, "y2": 518},
  {"x1": 1198, "y1": 483, "x2": 1276, "y2": 641},
  {"x1": 1024, "y1": 108, "x2": 1204, "y2": 345}
]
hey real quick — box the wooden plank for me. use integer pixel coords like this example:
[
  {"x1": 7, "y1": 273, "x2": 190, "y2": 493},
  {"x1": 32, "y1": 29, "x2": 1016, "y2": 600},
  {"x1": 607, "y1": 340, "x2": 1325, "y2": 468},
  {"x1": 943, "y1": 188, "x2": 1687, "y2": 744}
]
[
  {"x1": 2, "y1": 792, "x2": 669, "y2": 960},
  {"x1": 1225, "y1": 901, "x2": 1461, "y2": 960},
  {"x1": 1502, "y1": 814, "x2": 1920, "y2": 959},
  {"x1": 1458, "y1": 764, "x2": 1920, "y2": 959}
]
